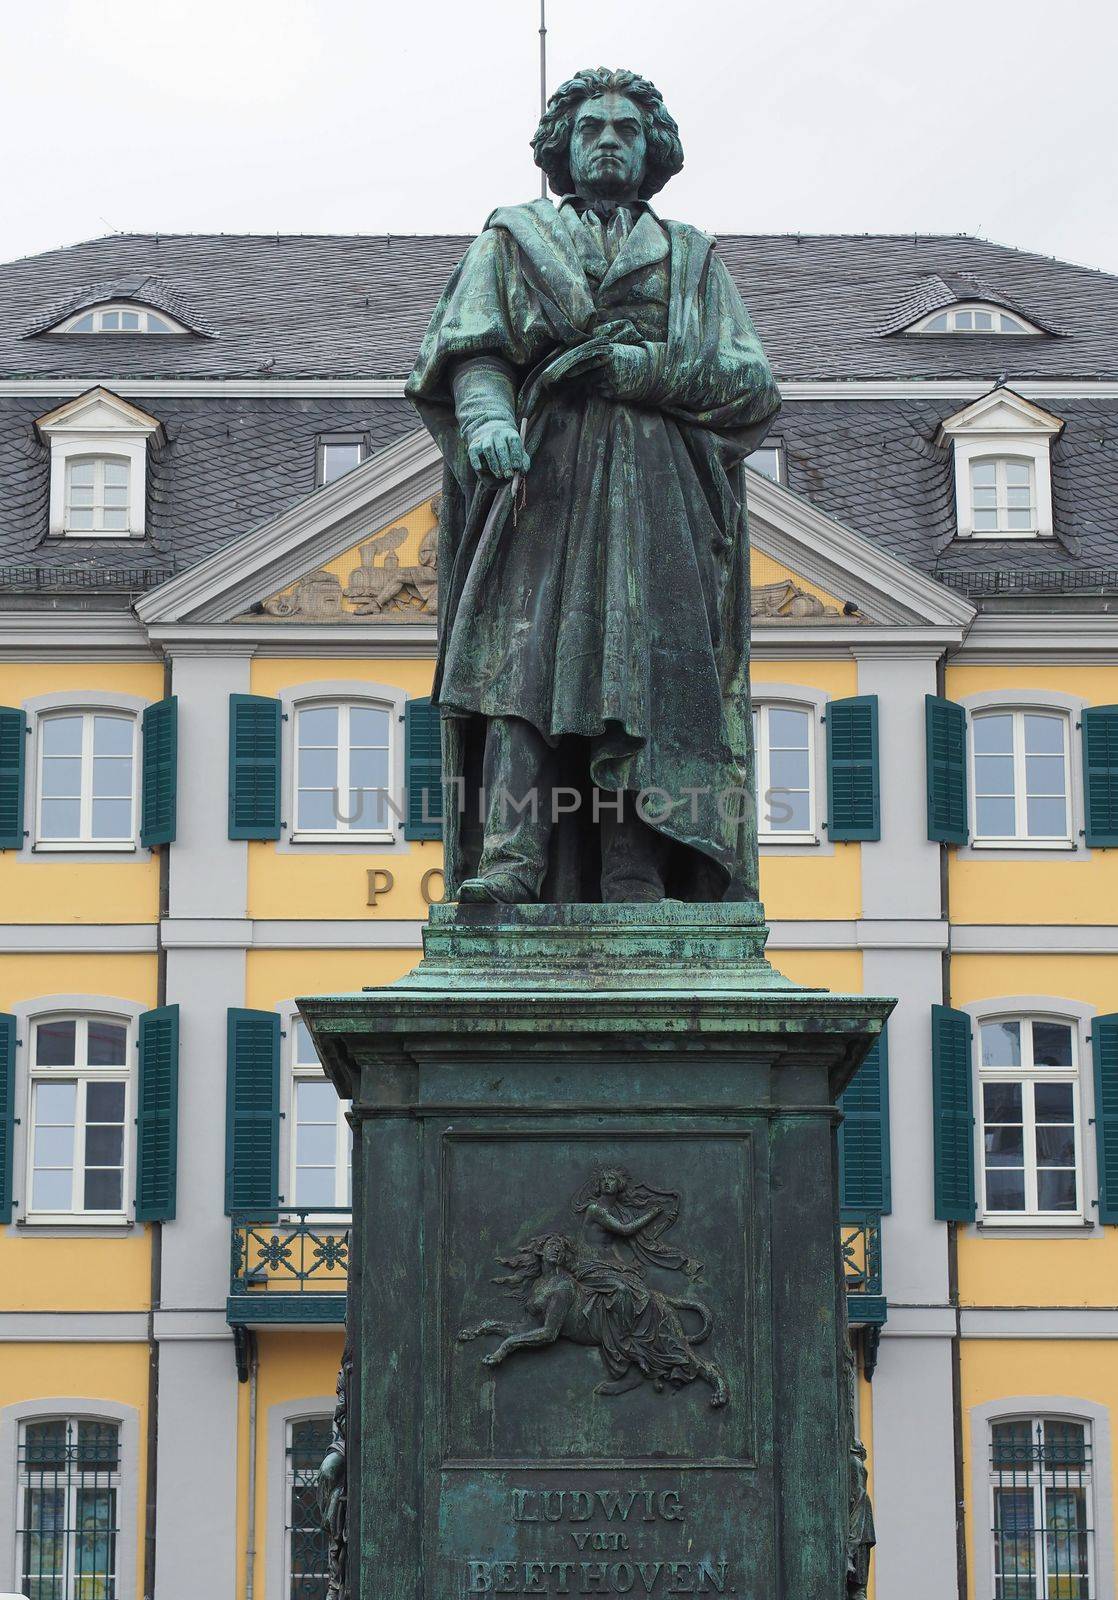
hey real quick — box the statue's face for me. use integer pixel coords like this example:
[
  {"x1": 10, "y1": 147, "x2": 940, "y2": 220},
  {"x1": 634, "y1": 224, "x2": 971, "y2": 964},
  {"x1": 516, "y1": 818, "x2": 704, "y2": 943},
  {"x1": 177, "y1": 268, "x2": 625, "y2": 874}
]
[{"x1": 568, "y1": 92, "x2": 647, "y2": 201}]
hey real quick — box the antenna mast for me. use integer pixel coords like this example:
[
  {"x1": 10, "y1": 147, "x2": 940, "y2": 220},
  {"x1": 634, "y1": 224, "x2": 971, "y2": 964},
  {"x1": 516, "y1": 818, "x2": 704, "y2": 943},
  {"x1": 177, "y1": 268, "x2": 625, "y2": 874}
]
[{"x1": 539, "y1": 0, "x2": 548, "y2": 198}]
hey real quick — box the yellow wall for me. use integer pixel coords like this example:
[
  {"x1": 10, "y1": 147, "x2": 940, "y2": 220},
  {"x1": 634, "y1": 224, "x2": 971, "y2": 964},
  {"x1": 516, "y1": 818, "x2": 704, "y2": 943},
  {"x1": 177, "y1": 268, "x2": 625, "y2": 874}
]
[
  {"x1": 0, "y1": 1341, "x2": 149, "y2": 1591},
  {"x1": 0, "y1": 660, "x2": 163, "y2": 924},
  {"x1": 945, "y1": 663, "x2": 1118, "y2": 925},
  {"x1": 247, "y1": 656, "x2": 438, "y2": 921},
  {"x1": 953, "y1": 954, "x2": 1118, "y2": 1306},
  {"x1": 0, "y1": 953, "x2": 156, "y2": 1310},
  {"x1": 961, "y1": 1340, "x2": 1118, "y2": 1600}
]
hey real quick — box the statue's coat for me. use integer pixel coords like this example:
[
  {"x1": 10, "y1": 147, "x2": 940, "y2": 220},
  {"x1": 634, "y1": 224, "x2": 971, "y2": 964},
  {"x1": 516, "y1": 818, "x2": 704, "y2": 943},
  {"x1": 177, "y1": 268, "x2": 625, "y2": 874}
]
[{"x1": 406, "y1": 197, "x2": 781, "y2": 899}]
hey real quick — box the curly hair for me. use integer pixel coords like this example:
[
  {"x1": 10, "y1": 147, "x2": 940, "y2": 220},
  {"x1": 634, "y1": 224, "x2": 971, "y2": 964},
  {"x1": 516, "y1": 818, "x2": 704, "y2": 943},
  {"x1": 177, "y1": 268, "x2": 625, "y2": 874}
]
[
  {"x1": 492, "y1": 1234, "x2": 576, "y2": 1299},
  {"x1": 531, "y1": 67, "x2": 684, "y2": 200}
]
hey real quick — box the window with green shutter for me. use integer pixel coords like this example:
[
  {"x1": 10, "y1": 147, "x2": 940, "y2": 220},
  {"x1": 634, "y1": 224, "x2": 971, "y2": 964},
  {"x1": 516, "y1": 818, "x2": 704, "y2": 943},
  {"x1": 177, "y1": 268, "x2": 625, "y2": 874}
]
[
  {"x1": 136, "y1": 1004, "x2": 179, "y2": 1221},
  {"x1": 0, "y1": 1012, "x2": 15, "y2": 1225},
  {"x1": 926, "y1": 695, "x2": 968, "y2": 844},
  {"x1": 225, "y1": 1008, "x2": 280, "y2": 1215},
  {"x1": 1091, "y1": 1013, "x2": 1118, "y2": 1224},
  {"x1": 839, "y1": 1025, "x2": 891, "y2": 1217},
  {"x1": 826, "y1": 695, "x2": 880, "y2": 841},
  {"x1": 0, "y1": 705, "x2": 27, "y2": 851},
  {"x1": 1081, "y1": 706, "x2": 1118, "y2": 847},
  {"x1": 140, "y1": 697, "x2": 178, "y2": 848},
  {"x1": 229, "y1": 694, "x2": 282, "y2": 840},
  {"x1": 404, "y1": 697, "x2": 443, "y2": 841},
  {"x1": 932, "y1": 1003, "x2": 975, "y2": 1221}
]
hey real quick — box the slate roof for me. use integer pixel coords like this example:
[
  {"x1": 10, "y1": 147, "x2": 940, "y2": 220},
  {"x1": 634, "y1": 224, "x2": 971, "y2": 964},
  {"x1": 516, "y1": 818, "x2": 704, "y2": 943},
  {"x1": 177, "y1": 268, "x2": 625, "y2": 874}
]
[
  {"x1": 2, "y1": 230, "x2": 1118, "y2": 381},
  {"x1": 1, "y1": 230, "x2": 1117, "y2": 600}
]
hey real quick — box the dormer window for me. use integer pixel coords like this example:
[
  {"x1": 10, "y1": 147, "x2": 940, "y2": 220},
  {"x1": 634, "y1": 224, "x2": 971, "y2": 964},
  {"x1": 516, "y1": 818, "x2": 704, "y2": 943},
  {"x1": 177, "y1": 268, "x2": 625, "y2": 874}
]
[
  {"x1": 911, "y1": 303, "x2": 1041, "y2": 335},
  {"x1": 57, "y1": 302, "x2": 186, "y2": 334},
  {"x1": 35, "y1": 388, "x2": 164, "y2": 539},
  {"x1": 939, "y1": 389, "x2": 1063, "y2": 541}
]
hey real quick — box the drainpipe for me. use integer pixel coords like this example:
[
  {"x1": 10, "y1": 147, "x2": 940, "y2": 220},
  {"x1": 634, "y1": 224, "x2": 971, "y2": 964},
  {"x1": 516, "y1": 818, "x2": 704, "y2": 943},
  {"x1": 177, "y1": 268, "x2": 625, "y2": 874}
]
[{"x1": 245, "y1": 1333, "x2": 260, "y2": 1600}]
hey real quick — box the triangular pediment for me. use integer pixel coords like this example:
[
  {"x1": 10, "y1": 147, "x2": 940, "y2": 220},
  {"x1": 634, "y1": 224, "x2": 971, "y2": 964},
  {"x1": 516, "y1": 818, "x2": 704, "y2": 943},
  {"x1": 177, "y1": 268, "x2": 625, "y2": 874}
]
[
  {"x1": 137, "y1": 427, "x2": 974, "y2": 633},
  {"x1": 35, "y1": 385, "x2": 163, "y2": 439},
  {"x1": 938, "y1": 386, "x2": 1064, "y2": 440}
]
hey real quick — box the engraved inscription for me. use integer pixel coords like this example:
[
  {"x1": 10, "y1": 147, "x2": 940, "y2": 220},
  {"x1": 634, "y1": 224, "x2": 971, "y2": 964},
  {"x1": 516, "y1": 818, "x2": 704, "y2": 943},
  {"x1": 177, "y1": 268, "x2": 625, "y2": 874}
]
[{"x1": 457, "y1": 1167, "x2": 729, "y2": 1408}]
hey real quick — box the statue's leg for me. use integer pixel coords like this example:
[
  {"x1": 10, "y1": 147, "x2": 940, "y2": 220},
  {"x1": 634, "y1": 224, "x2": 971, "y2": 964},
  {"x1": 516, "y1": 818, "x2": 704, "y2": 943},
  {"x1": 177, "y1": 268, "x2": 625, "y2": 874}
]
[
  {"x1": 460, "y1": 718, "x2": 556, "y2": 904},
  {"x1": 599, "y1": 797, "x2": 670, "y2": 903}
]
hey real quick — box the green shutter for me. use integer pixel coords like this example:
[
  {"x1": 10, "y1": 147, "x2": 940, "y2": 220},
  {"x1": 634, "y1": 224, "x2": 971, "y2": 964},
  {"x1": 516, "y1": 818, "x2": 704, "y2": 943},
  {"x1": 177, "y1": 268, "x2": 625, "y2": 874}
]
[
  {"x1": 225, "y1": 1008, "x2": 280, "y2": 1216},
  {"x1": 932, "y1": 1003, "x2": 975, "y2": 1221},
  {"x1": 140, "y1": 697, "x2": 178, "y2": 848},
  {"x1": 404, "y1": 697, "x2": 443, "y2": 841},
  {"x1": 839, "y1": 1025, "x2": 891, "y2": 1217},
  {"x1": 826, "y1": 695, "x2": 880, "y2": 841},
  {"x1": 1091, "y1": 1013, "x2": 1118, "y2": 1224},
  {"x1": 0, "y1": 706, "x2": 27, "y2": 852},
  {"x1": 1081, "y1": 706, "x2": 1118, "y2": 847},
  {"x1": 926, "y1": 694, "x2": 968, "y2": 845},
  {"x1": 228, "y1": 694, "x2": 282, "y2": 840},
  {"x1": 136, "y1": 1005, "x2": 180, "y2": 1221},
  {"x1": 0, "y1": 1013, "x2": 15, "y2": 1226}
]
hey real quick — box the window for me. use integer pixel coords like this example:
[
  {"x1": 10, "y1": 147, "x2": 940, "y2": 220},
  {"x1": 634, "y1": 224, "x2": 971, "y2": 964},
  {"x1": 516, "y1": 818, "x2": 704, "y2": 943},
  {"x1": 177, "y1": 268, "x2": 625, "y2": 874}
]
[
  {"x1": 971, "y1": 457, "x2": 1037, "y2": 535},
  {"x1": 37, "y1": 712, "x2": 136, "y2": 847},
  {"x1": 979, "y1": 1017, "x2": 1081, "y2": 1217},
  {"x1": 63, "y1": 455, "x2": 130, "y2": 534},
  {"x1": 745, "y1": 443, "x2": 784, "y2": 483},
  {"x1": 291, "y1": 1018, "x2": 351, "y2": 1211},
  {"x1": 56, "y1": 302, "x2": 184, "y2": 334},
  {"x1": 972, "y1": 711, "x2": 1070, "y2": 846},
  {"x1": 753, "y1": 704, "x2": 815, "y2": 840},
  {"x1": 28, "y1": 1015, "x2": 130, "y2": 1218},
  {"x1": 16, "y1": 1416, "x2": 121, "y2": 1600},
  {"x1": 285, "y1": 1416, "x2": 332, "y2": 1599},
  {"x1": 295, "y1": 701, "x2": 392, "y2": 838},
  {"x1": 913, "y1": 303, "x2": 1040, "y2": 335},
  {"x1": 989, "y1": 1417, "x2": 1094, "y2": 1598},
  {"x1": 318, "y1": 439, "x2": 366, "y2": 485}
]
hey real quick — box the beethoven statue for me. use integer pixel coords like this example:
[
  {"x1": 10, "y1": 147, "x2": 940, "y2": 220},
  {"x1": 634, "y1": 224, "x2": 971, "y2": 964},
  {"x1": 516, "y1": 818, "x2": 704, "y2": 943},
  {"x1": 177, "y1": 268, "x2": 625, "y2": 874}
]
[{"x1": 407, "y1": 66, "x2": 780, "y2": 904}]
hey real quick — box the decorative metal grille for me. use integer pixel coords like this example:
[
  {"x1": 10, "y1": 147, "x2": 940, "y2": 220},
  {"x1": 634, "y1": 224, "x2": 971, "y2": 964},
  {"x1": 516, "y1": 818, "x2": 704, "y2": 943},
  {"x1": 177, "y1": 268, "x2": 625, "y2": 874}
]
[
  {"x1": 990, "y1": 1418, "x2": 1094, "y2": 1599},
  {"x1": 287, "y1": 1415, "x2": 332, "y2": 1600},
  {"x1": 230, "y1": 1208, "x2": 351, "y2": 1296},
  {"x1": 839, "y1": 1213, "x2": 882, "y2": 1296},
  {"x1": 17, "y1": 1417, "x2": 120, "y2": 1600}
]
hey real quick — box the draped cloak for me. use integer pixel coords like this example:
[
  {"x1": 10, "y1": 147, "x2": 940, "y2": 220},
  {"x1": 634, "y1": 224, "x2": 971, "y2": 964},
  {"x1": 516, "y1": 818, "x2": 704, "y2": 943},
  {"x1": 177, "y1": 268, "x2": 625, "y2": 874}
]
[{"x1": 406, "y1": 198, "x2": 781, "y2": 900}]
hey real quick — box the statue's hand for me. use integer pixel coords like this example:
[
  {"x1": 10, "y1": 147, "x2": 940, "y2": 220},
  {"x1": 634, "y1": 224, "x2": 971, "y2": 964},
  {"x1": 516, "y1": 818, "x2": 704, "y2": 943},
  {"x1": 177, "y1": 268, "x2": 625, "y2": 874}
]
[{"x1": 467, "y1": 420, "x2": 531, "y2": 480}]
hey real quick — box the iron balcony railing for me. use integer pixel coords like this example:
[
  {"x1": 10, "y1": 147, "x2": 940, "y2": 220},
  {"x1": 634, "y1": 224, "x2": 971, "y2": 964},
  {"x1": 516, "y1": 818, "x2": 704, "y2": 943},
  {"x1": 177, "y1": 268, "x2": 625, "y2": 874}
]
[
  {"x1": 841, "y1": 1213, "x2": 886, "y2": 1327},
  {"x1": 228, "y1": 1207, "x2": 351, "y2": 1326},
  {"x1": 229, "y1": 1208, "x2": 884, "y2": 1329}
]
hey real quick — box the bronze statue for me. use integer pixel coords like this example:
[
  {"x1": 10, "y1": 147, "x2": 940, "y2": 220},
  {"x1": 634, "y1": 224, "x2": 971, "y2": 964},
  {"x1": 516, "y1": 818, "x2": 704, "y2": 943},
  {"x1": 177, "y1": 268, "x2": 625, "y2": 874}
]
[{"x1": 408, "y1": 66, "x2": 781, "y2": 904}]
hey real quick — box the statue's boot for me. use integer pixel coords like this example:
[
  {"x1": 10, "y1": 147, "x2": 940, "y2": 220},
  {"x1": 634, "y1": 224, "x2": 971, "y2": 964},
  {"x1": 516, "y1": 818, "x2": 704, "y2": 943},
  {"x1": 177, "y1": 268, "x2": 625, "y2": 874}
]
[
  {"x1": 599, "y1": 803, "x2": 669, "y2": 903},
  {"x1": 459, "y1": 716, "x2": 553, "y2": 904},
  {"x1": 458, "y1": 871, "x2": 537, "y2": 905}
]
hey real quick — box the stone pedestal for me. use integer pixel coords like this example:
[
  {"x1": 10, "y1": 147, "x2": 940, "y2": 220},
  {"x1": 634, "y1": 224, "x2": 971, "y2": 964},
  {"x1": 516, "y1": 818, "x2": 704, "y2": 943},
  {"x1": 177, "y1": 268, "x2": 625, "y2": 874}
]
[{"x1": 302, "y1": 904, "x2": 892, "y2": 1600}]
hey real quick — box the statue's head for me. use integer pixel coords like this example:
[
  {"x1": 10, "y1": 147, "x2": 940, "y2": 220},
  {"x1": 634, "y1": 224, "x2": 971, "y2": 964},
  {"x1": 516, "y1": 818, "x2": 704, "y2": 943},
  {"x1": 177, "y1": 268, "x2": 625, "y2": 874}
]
[
  {"x1": 597, "y1": 1166, "x2": 630, "y2": 1197},
  {"x1": 532, "y1": 67, "x2": 684, "y2": 202}
]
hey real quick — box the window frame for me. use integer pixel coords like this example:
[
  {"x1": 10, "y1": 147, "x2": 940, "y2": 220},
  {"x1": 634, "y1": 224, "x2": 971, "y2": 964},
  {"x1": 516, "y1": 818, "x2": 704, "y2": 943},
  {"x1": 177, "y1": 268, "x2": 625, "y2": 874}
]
[
  {"x1": 25, "y1": 1012, "x2": 132, "y2": 1225},
  {"x1": 63, "y1": 453, "x2": 132, "y2": 535},
  {"x1": 291, "y1": 694, "x2": 397, "y2": 845},
  {"x1": 316, "y1": 433, "x2": 369, "y2": 487},
  {"x1": 910, "y1": 302, "x2": 1042, "y2": 336},
  {"x1": 288, "y1": 1012, "x2": 352, "y2": 1214},
  {"x1": 33, "y1": 708, "x2": 138, "y2": 853},
  {"x1": 752, "y1": 699, "x2": 819, "y2": 845},
  {"x1": 986, "y1": 1414, "x2": 1095, "y2": 1600},
  {"x1": 745, "y1": 440, "x2": 785, "y2": 484},
  {"x1": 54, "y1": 302, "x2": 187, "y2": 334},
  {"x1": 976, "y1": 1014, "x2": 1085, "y2": 1225},
  {"x1": 282, "y1": 1412, "x2": 333, "y2": 1598},
  {"x1": 15, "y1": 1413, "x2": 121, "y2": 1600},
  {"x1": 968, "y1": 454, "x2": 1038, "y2": 537},
  {"x1": 970, "y1": 708, "x2": 1073, "y2": 850}
]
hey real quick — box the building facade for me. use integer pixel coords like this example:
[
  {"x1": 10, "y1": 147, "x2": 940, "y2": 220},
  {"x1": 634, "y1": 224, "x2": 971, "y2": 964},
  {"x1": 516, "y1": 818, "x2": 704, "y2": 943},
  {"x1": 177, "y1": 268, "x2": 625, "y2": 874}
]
[{"x1": 1, "y1": 231, "x2": 1118, "y2": 1600}]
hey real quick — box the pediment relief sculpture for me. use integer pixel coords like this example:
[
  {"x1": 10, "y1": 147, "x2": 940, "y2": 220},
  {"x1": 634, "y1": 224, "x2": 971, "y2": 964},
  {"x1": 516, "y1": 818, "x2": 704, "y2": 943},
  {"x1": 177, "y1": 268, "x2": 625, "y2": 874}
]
[
  {"x1": 751, "y1": 579, "x2": 857, "y2": 621},
  {"x1": 253, "y1": 520, "x2": 438, "y2": 623}
]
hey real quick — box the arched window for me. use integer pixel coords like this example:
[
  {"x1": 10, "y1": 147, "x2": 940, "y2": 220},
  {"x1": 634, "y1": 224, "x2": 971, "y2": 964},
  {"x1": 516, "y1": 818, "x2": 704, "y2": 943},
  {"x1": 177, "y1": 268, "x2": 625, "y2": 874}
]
[
  {"x1": 63, "y1": 454, "x2": 131, "y2": 534},
  {"x1": 290, "y1": 1015, "x2": 351, "y2": 1211},
  {"x1": 284, "y1": 1415, "x2": 332, "y2": 1597},
  {"x1": 16, "y1": 1414, "x2": 122, "y2": 1599},
  {"x1": 752, "y1": 702, "x2": 816, "y2": 840},
  {"x1": 36, "y1": 709, "x2": 137, "y2": 847},
  {"x1": 911, "y1": 303, "x2": 1041, "y2": 335},
  {"x1": 988, "y1": 1414, "x2": 1095, "y2": 1598},
  {"x1": 55, "y1": 302, "x2": 185, "y2": 334},
  {"x1": 978, "y1": 1015, "x2": 1082, "y2": 1218},
  {"x1": 970, "y1": 456, "x2": 1037, "y2": 535},
  {"x1": 293, "y1": 698, "x2": 394, "y2": 840},
  {"x1": 27, "y1": 1012, "x2": 131, "y2": 1219},
  {"x1": 971, "y1": 709, "x2": 1070, "y2": 846}
]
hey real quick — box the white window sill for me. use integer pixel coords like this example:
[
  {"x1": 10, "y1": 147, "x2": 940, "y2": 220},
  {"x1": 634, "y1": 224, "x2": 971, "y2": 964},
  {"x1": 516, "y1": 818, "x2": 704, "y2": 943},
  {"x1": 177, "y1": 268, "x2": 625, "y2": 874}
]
[
  {"x1": 56, "y1": 529, "x2": 144, "y2": 540},
  {"x1": 969, "y1": 838, "x2": 1075, "y2": 851},
  {"x1": 33, "y1": 840, "x2": 137, "y2": 853},
  {"x1": 977, "y1": 1215, "x2": 1092, "y2": 1230},
  {"x1": 958, "y1": 529, "x2": 1051, "y2": 541},
  {"x1": 289, "y1": 830, "x2": 397, "y2": 846},
  {"x1": 759, "y1": 833, "x2": 819, "y2": 847},
  {"x1": 18, "y1": 1213, "x2": 133, "y2": 1229}
]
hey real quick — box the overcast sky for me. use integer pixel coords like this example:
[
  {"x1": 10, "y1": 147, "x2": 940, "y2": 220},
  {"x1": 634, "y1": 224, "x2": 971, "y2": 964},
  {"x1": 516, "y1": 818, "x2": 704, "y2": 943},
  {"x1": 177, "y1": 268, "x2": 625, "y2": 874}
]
[{"x1": 3, "y1": 0, "x2": 1117, "y2": 273}]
